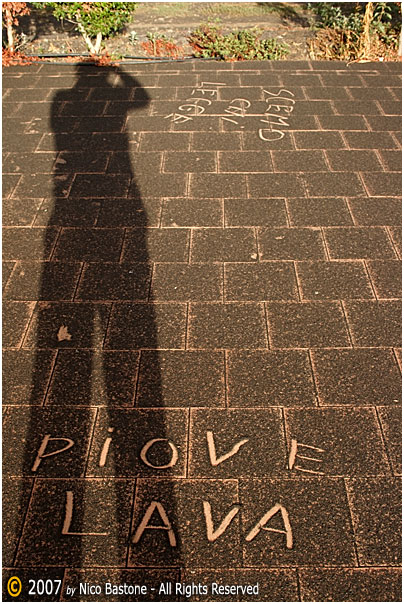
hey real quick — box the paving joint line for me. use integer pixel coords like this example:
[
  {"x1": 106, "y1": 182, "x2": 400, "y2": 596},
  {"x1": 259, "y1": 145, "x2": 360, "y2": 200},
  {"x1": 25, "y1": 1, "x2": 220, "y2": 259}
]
[
  {"x1": 362, "y1": 260, "x2": 379, "y2": 300},
  {"x1": 384, "y1": 226, "x2": 401, "y2": 260},
  {"x1": 339, "y1": 300, "x2": 355, "y2": 348},
  {"x1": 11, "y1": 477, "x2": 37, "y2": 568},
  {"x1": 343, "y1": 478, "x2": 362, "y2": 568},
  {"x1": 307, "y1": 349, "x2": 321, "y2": 407},
  {"x1": 223, "y1": 350, "x2": 229, "y2": 409},
  {"x1": 41, "y1": 348, "x2": 58, "y2": 407},
  {"x1": 18, "y1": 301, "x2": 37, "y2": 350},
  {"x1": 373, "y1": 406, "x2": 396, "y2": 477}
]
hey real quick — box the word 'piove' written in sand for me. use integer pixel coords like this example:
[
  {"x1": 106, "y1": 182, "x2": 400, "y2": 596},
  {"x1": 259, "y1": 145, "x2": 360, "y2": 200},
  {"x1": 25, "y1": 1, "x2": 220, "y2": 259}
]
[
  {"x1": 165, "y1": 81, "x2": 296, "y2": 141},
  {"x1": 27, "y1": 433, "x2": 326, "y2": 550}
]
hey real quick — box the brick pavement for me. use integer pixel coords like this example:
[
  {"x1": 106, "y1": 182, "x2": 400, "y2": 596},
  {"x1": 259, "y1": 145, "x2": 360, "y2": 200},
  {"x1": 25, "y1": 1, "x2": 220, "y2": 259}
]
[{"x1": 2, "y1": 59, "x2": 402, "y2": 602}]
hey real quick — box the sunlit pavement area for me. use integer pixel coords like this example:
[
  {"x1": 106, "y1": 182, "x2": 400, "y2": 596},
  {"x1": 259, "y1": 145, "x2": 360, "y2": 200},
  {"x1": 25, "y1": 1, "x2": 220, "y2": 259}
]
[{"x1": 2, "y1": 58, "x2": 402, "y2": 602}]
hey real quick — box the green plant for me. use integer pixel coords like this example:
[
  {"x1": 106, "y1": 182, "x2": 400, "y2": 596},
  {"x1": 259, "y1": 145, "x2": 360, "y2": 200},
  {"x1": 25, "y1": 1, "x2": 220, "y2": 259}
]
[
  {"x1": 371, "y1": 2, "x2": 401, "y2": 46},
  {"x1": 145, "y1": 31, "x2": 159, "y2": 56},
  {"x1": 308, "y1": 2, "x2": 401, "y2": 60},
  {"x1": 308, "y1": 2, "x2": 363, "y2": 33},
  {"x1": 310, "y1": 1, "x2": 401, "y2": 36},
  {"x1": 33, "y1": 2, "x2": 135, "y2": 54},
  {"x1": 188, "y1": 25, "x2": 289, "y2": 61},
  {"x1": 128, "y1": 30, "x2": 138, "y2": 45}
]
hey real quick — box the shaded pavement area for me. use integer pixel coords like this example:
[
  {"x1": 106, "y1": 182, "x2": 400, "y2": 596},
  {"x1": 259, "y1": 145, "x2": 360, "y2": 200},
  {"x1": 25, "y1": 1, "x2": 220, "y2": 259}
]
[{"x1": 2, "y1": 59, "x2": 402, "y2": 602}]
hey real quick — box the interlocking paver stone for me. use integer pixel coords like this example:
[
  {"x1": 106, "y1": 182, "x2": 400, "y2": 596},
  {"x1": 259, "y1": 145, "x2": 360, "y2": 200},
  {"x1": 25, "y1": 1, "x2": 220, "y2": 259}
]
[
  {"x1": 53, "y1": 228, "x2": 124, "y2": 262},
  {"x1": 2, "y1": 59, "x2": 401, "y2": 603},
  {"x1": 192, "y1": 228, "x2": 256, "y2": 262},
  {"x1": 105, "y1": 303, "x2": 187, "y2": 349},
  {"x1": 343, "y1": 131, "x2": 399, "y2": 149},
  {"x1": 152, "y1": 263, "x2": 222, "y2": 301},
  {"x1": 304, "y1": 172, "x2": 365, "y2": 197},
  {"x1": 299, "y1": 568, "x2": 402, "y2": 603},
  {"x1": 192, "y1": 131, "x2": 241, "y2": 151},
  {"x1": 3, "y1": 406, "x2": 97, "y2": 477},
  {"x1": 379, "y1": 149, "x2": 402, "y2": 171},
  {"x1": 366, "y1": 260, "x2": 401, "y2": 298},
  {"x1": 240, "y1": 478, "x2": 356, "y2": 566},
  {"x1": 86, "y1": 408, "x2": 188, "y2": 477},
  {"x1": 24, "y1": 301, "x2": 111, "y2": 349},
  {"x1": 312, "y1": 348, "x2": 402, "y2": 406},
  {"x1": 3, "y1": 227, "x2": 59, "y2": 260},
  {"x1": 164, "y1": 151, "x2": 216, "y2": 173},
  {"x1": 243, "y1": 130, "x2": 295, "y2": 150},
  {"x1": 190, "y1": 174, "x2": 247, "y2": 198},
  {"x1": 319, "y1": 115, "x2": 368, "y2": 130},
  {"x1": 3, "y1": 197, "x2": 43, "y2": 226},
  {"x1": 227, "y1": 350, "x2": 316, "y2": 407},
  {"x1": 137, "y1": 350, "x2": 225, "y2": 407},
  {"x1": 361, "y1": 172, "x2": 402, "y2": 197},
  {"x1": 4, "y1": 261, "x2": 82, "y2": 301},
  {"x1": 332, "y1": 100, "x2": 382, "y2": 115},
  {"x1": 225, "y1": 262, "x2": 298, "y2": 301},
  {"x1": 348, "y1": 197, "x2": 401, "y2": 226},
  {"x1": 266, "y1": 301, "x2": 351, "y2": 348},
  {"x1": 96, "y1": 198, "x2": 161, "y2": 227},
  {"x1": 324, "y1": 227, "x2": 396, "y2": 259},
  {"x1": 5, "y1": 151, "x2": 57, "y2": 174},
  {"x1": 76, "y1": 263, "x2": 151, "y2": 301},
  {"x1": 367, "y1": 115, "x2": 402, "y2": 131},
  {"x1": 219, "y1": 151, "x2": 272, "y2": 172},
  {"x1": 284, "y1": 407, "x2": 390, "y2": 476},
  {"x1": 189, "y1": 303, "x2": 267, "y2": 349},
  {"x1": 377, "y1": 406, "x2": 402, "y2": 475},
  {"x1": 287, "y1": 197, "x2": 353, "y2": 226},
  {"x1": 188, "y1": 408, "x2": 286, "y2": 478},
  {"x1": 348, "y1": 87, "x2": 397, "y2": 101},
  {"x1": 325, "y1": 150, "x2": 383, "y2": 171},
  {"x1": 108, "y1": 151, "x2": 162, "y2": 174},
  {"x1": 305, "y1": 86, "x2": 351, "y2": 100},
  {"x1": 162, "y1": 198, "x2": 223, "y2": 227},
  {"x1": 344, "y1": 300, "x2": 401, "y2": 347},
  {"x1": 224, "y1": 198, "x2": 287, "y2": 227},
  {"x1": 16, "y1": 479, "x2": 134, "y2": 567},
  {"x1": 258, "y1": 227, "x2": 326, "y2": 260},
  {"x1": 271, "y1": 150, "x2": 328, "y2": 172},
  {"x1": 34, "y1": 197, "x2": 100, "y2": 227},
  {"x1": 345, "y1": 477, "x2": 402, "y2": 566},
  {"x1": 129, "y1": 479, "x2": 241, "y2": 568},
  {"x1": 46, "y1": 350, "x2": 139, "y2": 406},
  {"x1": 248, "y1": 173, "x2": 305, "y2": 197},
  {"x1": 139, "y1": 131, "x2": 190, "y2": 151},
  {"x1": 296, "y1": 260, "x2": 373, "y2": 300},
  {"x1": 3, "y1": 301, "x2": 35, "y2": 348},
  {"x1": 123, "y1": 228, "x2": 190, "y2": 262},
  {"x1": 294, "y1": 131, "x2": 346, "y2": 149},
  {"x1": 378, "y1": 99, "x2": 402, "y2": 114}
]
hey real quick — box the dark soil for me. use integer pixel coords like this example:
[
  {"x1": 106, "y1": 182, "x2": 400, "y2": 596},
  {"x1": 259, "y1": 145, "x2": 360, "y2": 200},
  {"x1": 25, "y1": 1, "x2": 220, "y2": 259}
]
[{"x1": 16, "y1": 2, "x2": 316, "y2": 60}]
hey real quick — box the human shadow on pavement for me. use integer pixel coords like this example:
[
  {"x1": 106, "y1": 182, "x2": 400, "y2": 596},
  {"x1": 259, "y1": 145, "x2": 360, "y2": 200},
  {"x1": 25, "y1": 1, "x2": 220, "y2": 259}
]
[{"x1": 16, "y1": 64, "x2": 183, "y2": 599}]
